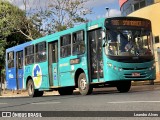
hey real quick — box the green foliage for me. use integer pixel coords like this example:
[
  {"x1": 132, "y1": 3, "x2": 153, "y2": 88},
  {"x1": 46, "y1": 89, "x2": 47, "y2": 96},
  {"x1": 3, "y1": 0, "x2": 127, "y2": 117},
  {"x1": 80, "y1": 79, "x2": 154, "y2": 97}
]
[
  {"x1": 0, "y1": 39, "x2": 6, "y2": 64},
  {"x1": 0, "y1": 0, "x2": 24, "y2": 38},
  {"x1": 0, "y1": 0, "x2": 41, "y2": 67}
]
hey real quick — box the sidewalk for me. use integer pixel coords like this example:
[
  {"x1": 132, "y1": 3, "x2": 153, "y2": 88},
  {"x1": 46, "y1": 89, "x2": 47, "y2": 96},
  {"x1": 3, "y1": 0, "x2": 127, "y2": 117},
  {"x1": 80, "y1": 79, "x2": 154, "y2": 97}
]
[
  {"x1": 0, "y1": 74, "x2": 160, "y2": 98},
  {"x1": 0, "y1": 90, "x2": 60, "y2": 98}
]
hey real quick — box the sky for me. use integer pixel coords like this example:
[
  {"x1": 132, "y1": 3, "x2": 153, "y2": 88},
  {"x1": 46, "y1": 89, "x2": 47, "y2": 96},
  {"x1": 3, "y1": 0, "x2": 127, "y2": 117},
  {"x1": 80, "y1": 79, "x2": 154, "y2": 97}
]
[
  {"x1": 84, "y1": 0, "x2": 121, "y2": 19},
  {"x1": 8, "y1": 0, "x2": 121, "y2": 20}
]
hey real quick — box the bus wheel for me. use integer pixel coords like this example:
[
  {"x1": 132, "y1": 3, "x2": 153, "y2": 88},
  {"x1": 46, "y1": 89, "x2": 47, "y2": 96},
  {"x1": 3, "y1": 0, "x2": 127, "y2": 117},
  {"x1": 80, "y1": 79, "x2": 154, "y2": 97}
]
[
  {"x1": 27, "y1": 79, "x2": 36, "y2": 97},
  {"x1": 58, "y1": 88, "x2": 73, "y2": 95},
  {"x1": 78, "y1": 73, "x2": 93, "y2": 95},
  {"x1": 116, "y1": 81, "x2": 131, "y2": 93}
]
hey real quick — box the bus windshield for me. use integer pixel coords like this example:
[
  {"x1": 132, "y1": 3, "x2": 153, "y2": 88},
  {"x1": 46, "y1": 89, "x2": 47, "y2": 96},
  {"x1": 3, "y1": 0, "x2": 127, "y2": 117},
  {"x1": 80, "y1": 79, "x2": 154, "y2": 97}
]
[{"x1": 105, "y1": 29, "x2": 153, "y2": 57}]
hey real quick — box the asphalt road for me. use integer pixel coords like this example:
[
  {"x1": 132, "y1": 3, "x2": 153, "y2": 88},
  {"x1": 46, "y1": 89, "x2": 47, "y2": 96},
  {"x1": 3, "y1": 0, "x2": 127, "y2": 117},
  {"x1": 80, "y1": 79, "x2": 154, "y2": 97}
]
[{"x1": 0, "y1": 85, "x2": 160, "y2": 119}]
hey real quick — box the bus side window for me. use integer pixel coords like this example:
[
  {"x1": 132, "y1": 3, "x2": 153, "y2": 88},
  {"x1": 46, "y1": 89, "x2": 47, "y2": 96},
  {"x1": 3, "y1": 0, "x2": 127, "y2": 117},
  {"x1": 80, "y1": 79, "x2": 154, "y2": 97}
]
[
  {"x1": 35, "y1": 42, "x2": 46, "y2": 63},
  {"x1": 7, "y1": 52, "x2": 14, "y2": 68},
  {"x1": 72, "y1": 30, "x2": 85, "y2": 55},
  {"x1": 17, "y1": 51, "x2": 23, "y2": 69},
  {"x1": 60, "y1": 34, "x2": 71, "y2": 58},
  {"x1": 25, "y1": 45, "x2": 34, "y2": 65}
]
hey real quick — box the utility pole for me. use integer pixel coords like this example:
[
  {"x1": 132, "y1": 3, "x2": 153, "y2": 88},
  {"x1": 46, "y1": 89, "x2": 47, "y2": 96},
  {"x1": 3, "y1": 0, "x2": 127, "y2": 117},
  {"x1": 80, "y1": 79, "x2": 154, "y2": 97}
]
[{"x1": 106, "y1": 7, "x2": 109, "y2": 17}]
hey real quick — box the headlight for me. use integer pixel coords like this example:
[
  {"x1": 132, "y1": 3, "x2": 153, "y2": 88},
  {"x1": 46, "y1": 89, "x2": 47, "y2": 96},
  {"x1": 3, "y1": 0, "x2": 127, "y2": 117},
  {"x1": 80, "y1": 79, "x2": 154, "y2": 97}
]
[
  {"x1": 152, "y1": 63, "x2": 155, "y2": 69},
  {"x1": 119, "y1": 68, "x2": 123, "y2": 71},
  {"x1": 107, "y1": 63, "x2": 112, "y2": 67},
  {"x1": 113, "y1": 66, "x2": 117, "y2": 70},
  {"x1": 149, "y1": 63, "x2": 155, "y2": 70}
]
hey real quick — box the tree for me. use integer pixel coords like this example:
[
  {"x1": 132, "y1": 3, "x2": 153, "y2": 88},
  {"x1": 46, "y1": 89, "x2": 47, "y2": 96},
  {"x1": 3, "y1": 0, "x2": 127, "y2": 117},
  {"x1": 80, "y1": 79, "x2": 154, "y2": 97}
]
[
  {"x1": 29, "y1": 0, "x2": 92, "y2": 35},
  {"x1": 0, "y1": 0, "x2": 41, "y2": 40},
  {"x1": 0, "y1": 0, "x2": 41, "y2": 66}
]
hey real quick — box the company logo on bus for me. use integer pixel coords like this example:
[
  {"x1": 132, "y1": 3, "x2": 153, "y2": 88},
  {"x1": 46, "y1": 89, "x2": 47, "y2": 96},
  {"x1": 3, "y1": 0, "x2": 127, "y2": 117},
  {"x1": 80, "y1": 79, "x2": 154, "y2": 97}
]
[{"x1": 32, "y1": 64, "x2": 42, "y2": 88}]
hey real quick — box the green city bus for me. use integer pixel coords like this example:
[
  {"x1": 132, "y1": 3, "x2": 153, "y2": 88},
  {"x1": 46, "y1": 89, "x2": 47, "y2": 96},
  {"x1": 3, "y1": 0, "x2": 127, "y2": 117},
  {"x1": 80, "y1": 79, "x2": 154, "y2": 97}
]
[{"x1": 6, "y1": 17, "x2": 156, "y2": 97}]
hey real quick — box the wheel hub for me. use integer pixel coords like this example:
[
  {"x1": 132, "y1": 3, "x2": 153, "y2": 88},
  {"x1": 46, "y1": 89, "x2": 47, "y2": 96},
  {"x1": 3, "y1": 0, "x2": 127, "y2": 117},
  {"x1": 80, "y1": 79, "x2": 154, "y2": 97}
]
[{"x1": 80, "y1": 78, "x2": 87, "y2": 90}]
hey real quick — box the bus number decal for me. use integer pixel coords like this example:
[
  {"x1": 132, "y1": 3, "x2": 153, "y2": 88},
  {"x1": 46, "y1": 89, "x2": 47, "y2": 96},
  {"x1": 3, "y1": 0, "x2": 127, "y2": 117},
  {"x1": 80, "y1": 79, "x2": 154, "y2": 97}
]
[{"x1": 25, "y1": 67, "x2": 30, "y2": 73}]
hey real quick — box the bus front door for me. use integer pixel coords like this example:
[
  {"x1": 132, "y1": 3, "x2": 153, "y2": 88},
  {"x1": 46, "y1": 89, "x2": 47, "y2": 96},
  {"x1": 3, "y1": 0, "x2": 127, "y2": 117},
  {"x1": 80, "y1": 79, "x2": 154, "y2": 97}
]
[
  {"x1": 88, "y1": 29, "x2": 104, "y2": 82},
  {"x1": 16, "y1": 51, "x2": 23, "y2": 90},
  {"x1": 48, "y1": 41, "x2": 59, "y2": 87}
]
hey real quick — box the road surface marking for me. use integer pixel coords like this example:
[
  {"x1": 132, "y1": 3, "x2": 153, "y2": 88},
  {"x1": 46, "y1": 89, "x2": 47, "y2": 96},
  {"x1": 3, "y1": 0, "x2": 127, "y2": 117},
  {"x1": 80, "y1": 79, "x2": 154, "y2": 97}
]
[
  {"x1": 108, "y1": 101, "x2": 160, "y2": 104},
  {"x1": 31, "y1": 102, "x2": 61, "y2": 105},
  {"x1": 0, "y1": 103, "x2": 8, "y2": 105}
]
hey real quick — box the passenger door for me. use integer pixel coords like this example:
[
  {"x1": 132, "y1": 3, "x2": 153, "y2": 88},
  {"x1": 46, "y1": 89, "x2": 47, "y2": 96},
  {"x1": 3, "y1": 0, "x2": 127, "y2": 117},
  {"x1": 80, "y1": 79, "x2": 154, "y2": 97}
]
[
  {"x1": 16, "y1": 51, "x2": 24, "y2": 90},
  {"x1": 48, "y1": 41, "x2": 59, "y2": 87},
  {"x1": 88, "y1": 28, "x2": 104, "y2": 81}
]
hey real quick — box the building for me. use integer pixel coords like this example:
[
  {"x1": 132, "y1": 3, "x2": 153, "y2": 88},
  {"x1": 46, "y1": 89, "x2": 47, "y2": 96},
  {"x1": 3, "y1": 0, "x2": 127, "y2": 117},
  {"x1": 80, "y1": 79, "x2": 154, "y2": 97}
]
[{"x1": 119, "y1": 0, "x2": 160, "y2": 74}]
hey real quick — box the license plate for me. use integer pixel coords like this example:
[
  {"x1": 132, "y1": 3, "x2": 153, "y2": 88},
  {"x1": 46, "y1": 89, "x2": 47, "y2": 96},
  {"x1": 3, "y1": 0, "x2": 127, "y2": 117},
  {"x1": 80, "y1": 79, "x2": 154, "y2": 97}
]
[{"x1": 132, "y1": 73, "x2": 140, "y2": 77}]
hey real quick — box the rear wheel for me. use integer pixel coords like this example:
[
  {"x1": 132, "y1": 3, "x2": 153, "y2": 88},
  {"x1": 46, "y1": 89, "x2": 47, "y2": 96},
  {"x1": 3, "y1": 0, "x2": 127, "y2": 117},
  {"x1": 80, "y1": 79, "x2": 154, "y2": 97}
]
[
  {"x1": 116, "y1": 81, "x2": 131, "y2": 93},
  {"x1": 58, "y1": 88, "x2": 73, "y2": 95},
  {"x1": 78, "y1": 73, "x2": 93, "y2": 95},
  {"x1": 27, "y1": 79, "x2": 36, "y2": 97}
]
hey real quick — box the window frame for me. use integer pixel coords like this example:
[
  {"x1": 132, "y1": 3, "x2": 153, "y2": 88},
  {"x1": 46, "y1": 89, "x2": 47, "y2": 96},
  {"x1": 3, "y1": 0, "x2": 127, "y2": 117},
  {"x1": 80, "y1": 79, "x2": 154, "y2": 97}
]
[
  {"x1": 60, "y1": 34, "x2": 71, "y2": 58},
  {"x1": 35, "y1": 41, "x2": 47, "y2": 63},
  {"x1": 72, "y1": 30, "x2": 85, "y2": 55},
  {"x1": 17, "y1": 51, "x2": 23, "y2": 69},
  {"x1": 25, "y1": 45, "x2": 34, "y2": 65},
  {"x1": 7, "y1": 51, "x2": 14, "y2": 68}
]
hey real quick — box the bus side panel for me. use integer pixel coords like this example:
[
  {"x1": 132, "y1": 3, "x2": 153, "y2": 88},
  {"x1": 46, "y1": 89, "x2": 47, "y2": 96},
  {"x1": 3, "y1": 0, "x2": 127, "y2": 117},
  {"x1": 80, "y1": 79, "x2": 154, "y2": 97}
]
[
  {"x1": 59, "y1": 55, "x2": 88, "y2": 87},
  {"x1": 37, "y1": 62, "x2": 49, "y2": 89},
  {"x1": 59, "y1": 57, "x2": 75, "y2": 87},
  {"x1": 6, "y1": 68, "x2": 16, "y2": 90},
  {"x1": 17, "y1": 68, "x2": 23, "y2": 89},
  {"x1": 24, "y1": 62, "x2": 50, "y2": 90},
  {"x1": 24, "y1": 65, "x2": 32, "y2": 89}
]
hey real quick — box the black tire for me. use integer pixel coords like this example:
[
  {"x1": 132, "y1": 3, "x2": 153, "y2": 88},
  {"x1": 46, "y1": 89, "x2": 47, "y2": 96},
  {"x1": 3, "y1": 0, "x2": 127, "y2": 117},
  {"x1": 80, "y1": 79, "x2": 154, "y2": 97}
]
[
  {"x1": 58, "y1": 88, "x2": 73, "y2": 95},
  {"x1": 116, "y1": 81, "x2": 131, "y2": 93},
  {"x1": 78, "y1": 73, "x2": 93, "y2": 95},
  {"x1": 27, "y1": 79, "x2": 36, "y2": 97}
]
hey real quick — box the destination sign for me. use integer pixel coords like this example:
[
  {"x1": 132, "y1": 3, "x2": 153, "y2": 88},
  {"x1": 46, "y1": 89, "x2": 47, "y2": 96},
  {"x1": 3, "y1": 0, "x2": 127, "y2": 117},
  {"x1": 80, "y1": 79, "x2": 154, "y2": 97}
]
[
  {"x1": 105, "y1": 17, "x2": 151, "y2": 29},
  {"x1": 111, "y1": 20, "x2": 149, "y2": 27}
]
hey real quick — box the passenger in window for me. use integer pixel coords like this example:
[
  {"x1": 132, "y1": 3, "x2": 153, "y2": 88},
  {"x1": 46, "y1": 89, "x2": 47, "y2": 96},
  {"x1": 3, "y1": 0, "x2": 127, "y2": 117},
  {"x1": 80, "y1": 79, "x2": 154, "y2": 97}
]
[
  {"x1": 125, "y1": 41, "x2": 133, "y2": 52},
  {"x1": 80, "y1": 44, "x2": 85, "y2": 54},
  {"x1": 108, "y1": 45, "x2": 114, "y2": 55},
  {"x1": 61, "y1": 48, "x2": 65, "y2": 57}
]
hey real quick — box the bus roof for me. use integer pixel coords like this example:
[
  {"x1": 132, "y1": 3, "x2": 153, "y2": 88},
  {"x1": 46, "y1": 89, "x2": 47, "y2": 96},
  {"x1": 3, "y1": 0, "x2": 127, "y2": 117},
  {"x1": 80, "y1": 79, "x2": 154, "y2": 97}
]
[{"x1": 6, "y1": 17, "x2": 106, "y2": 53}]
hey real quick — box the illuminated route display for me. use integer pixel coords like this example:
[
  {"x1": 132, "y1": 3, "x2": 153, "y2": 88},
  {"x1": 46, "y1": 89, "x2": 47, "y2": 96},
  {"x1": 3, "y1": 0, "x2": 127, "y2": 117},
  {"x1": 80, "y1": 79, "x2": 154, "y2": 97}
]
[{"x1": 105, "y1": 17, "x2": 151, "y2": 30}]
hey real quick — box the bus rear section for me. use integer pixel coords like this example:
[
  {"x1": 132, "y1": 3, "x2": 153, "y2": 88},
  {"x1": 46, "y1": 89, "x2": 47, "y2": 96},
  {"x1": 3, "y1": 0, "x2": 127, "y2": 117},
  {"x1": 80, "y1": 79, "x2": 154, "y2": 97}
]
[{"x1": 6, "y1": 42, "x2": 31, "y2": 91}]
